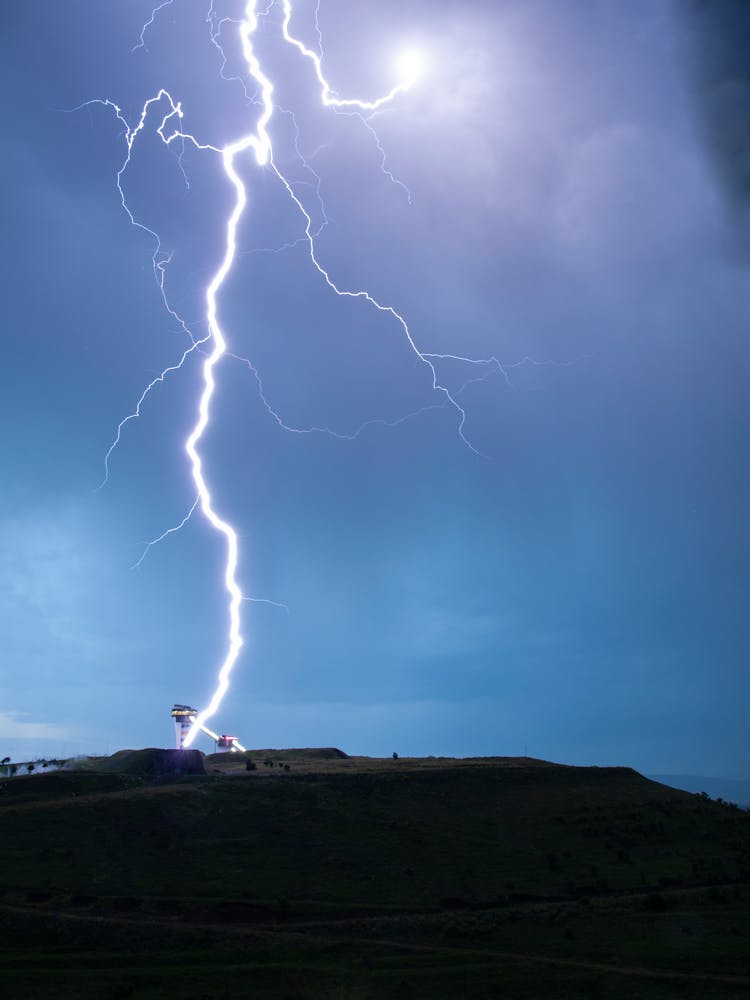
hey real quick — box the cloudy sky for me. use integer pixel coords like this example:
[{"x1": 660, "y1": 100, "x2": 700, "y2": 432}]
[{"x1": 1, "y1": 1, "x2": 748, "y2": 776}]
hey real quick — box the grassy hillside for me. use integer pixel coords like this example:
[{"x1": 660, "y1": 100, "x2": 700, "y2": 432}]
[{"x1": 0, "y1": 752, "x2": 748, "y2": 998}]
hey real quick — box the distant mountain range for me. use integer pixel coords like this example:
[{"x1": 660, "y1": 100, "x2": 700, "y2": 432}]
[{"x1": 648, "y1": 773, "x2": 750, "y2": 807}]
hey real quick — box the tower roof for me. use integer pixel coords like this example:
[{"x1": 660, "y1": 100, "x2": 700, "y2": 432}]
[{"x1": 171, "y1": 704, "x2": 197, "y2": 717}]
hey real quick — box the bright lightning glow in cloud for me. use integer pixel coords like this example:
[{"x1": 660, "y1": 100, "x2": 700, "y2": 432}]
[
  {"x1": 81, "y1": 0, "x2": 583, "y2": 750},
  {"x1": 394, "y1": 48, "x2": 425, "y2": 83}
]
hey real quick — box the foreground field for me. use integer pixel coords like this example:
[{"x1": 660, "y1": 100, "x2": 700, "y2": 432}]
[{"x1": 0, "y1": 750, "x2": 749, "y2": 998}]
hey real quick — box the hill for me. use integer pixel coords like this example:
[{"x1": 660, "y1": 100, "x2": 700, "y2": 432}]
[
  {"x1": 649, "y1": 773, "x2": 750, "y2": 808},
  {"x1": 96, "y1": 747, "x2": 206, "y2": 776},
  {"x1": 0, "y1": 751, "x2": 748, "y2": 998}
]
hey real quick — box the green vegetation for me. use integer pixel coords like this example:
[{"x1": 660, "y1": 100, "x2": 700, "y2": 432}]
[{"x1": 0, "y1": 752, "x2": 748, "y2": 997}]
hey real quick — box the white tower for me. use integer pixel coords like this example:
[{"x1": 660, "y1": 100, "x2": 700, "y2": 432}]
[{"x1": 171, "y1": 704, "x2": 197, "y2": 749}]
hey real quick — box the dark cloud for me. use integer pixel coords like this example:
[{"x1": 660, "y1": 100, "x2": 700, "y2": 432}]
[{"x1": 685, "y1": 1, "x2": 750, "y2": 240}]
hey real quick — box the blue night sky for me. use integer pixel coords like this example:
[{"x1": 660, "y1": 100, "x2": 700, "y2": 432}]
[{"x1": 1, "y1": 1, "x2": 748, "y2": 777}]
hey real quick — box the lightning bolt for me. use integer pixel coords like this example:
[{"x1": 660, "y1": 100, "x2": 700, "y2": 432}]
[{"x1": 79, "y1": 0, "x2": 586, "y2": 750}]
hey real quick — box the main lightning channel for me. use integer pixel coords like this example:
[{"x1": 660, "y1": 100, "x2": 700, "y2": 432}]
[
  {"x1": 94, "y1": 0, "x2": 485, "y2": 749},
  {"x1": 182, "y1": 1, "x2": 276, "y2": 746},
  {"x1": 184, "y1": 0, "x2": 423, "y2": 745}
]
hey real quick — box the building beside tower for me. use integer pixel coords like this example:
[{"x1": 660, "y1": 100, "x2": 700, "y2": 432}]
[
  {"x1": 171, "y1": 704, "x2": 197, "y2": 749},
  {"x1": 171, "y1": 705, "x2": 247, "y2": 753}
]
